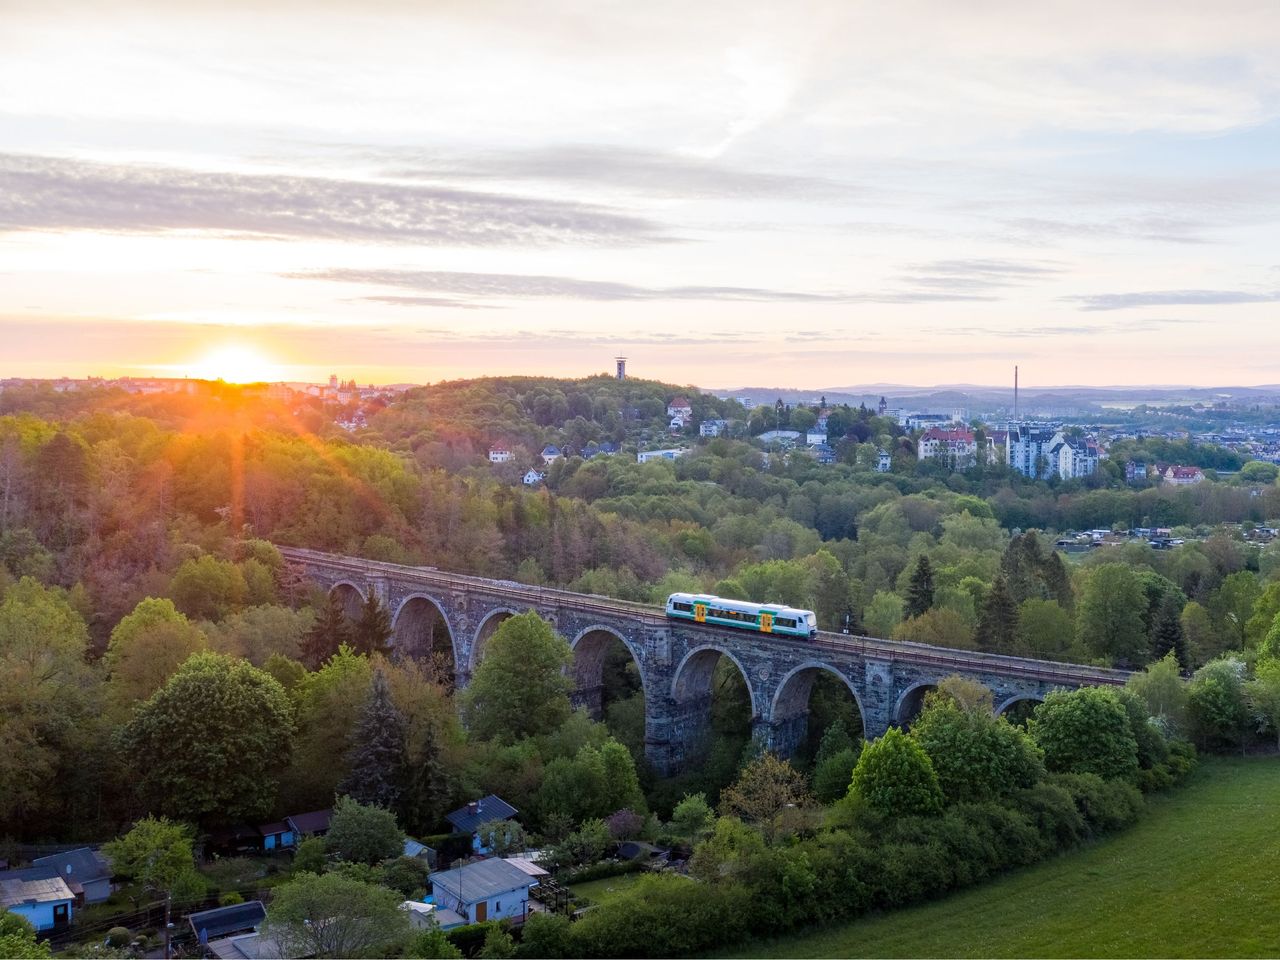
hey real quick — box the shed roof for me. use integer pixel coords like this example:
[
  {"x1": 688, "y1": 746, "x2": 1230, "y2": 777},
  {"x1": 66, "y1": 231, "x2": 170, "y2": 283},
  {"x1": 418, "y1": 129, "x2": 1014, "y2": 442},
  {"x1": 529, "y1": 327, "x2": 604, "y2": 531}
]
[
  {"x1": 32, "y1": 847, "x2": 111, "y2": 884},
  {"x1": 429, "y1": 858, "x2": 536, "y2": 904},
  {"x1": 0, "y1": 874, "x2": 74, "y2": 907},
  {"x1": 445, "y1": 795, "x2": 517, "y2": 833},
  {"x1": 188, "y1": 900, "x2": 267, "y2": 941},
  {"x1": 285, "y1": 809, "x2": 333, "y2": 834}
]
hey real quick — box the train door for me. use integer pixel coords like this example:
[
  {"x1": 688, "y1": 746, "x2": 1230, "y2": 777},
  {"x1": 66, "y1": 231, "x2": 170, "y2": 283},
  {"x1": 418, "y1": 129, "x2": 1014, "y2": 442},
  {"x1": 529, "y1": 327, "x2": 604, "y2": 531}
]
[
  {"x1": 760, "y1": 612, "x2": 773, "y2": 633},
  {"x1": 694, "y1": 603, "x2": 707, "y2": 623}
]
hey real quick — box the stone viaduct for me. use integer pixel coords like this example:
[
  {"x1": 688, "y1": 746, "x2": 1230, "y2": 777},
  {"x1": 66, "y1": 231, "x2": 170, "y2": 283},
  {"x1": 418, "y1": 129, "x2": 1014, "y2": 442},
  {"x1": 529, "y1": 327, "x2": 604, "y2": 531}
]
[{"x1": 281, "y1": 547, "x2": 1130, "y2": 776}]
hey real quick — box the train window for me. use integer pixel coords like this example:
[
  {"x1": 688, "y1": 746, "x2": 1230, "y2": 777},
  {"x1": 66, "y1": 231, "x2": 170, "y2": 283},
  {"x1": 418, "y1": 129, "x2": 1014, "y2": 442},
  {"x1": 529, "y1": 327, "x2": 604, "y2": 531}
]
[
  {"x1": 672, "y1": 602, "x2": 693, "y2": 613},
  {"x1": 776, "y1": 617, "x2": 796, "y2": 628}
]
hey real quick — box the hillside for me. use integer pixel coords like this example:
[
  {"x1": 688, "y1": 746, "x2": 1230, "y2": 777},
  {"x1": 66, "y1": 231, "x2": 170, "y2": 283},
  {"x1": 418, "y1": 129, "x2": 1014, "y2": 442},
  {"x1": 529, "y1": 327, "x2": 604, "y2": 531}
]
[{"x1": 727, "y1": 757, "x2": 1280, "y2": 959}]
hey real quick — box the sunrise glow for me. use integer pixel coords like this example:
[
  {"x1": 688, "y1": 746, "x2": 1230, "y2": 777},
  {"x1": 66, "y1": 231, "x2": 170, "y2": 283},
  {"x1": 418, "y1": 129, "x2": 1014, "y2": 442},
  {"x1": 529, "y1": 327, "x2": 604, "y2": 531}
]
[{"x1": 189, "y1": 345, "x2": 286, "y2": 384}]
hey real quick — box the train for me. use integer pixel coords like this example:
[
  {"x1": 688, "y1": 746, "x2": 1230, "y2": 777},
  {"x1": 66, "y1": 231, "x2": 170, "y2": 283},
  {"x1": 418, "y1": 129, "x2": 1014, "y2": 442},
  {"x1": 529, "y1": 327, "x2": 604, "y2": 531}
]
[{"x1": 665, "y1": 593, "x2": 818, "y2": 639}]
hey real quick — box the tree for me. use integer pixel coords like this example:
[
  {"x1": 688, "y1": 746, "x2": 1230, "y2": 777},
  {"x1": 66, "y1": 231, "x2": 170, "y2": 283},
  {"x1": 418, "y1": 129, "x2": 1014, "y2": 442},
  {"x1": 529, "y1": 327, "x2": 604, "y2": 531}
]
[
  {"x1": 352, "y1": 593, "x2": 393, "y2": 657},
  {"x1": 814, "y1": 718, "x2": 855, "y2": 764},
  {"x1": 407, "y1": 924, "x2": 463, "y2": 959},
  {"x1": 104, "y1": 597, "x2": 207, "y2": 713},
  {"x1": 476, "y1": 818, "x2": 529, "y2": 856},
  {"x1": 1028, "y1": 687, "x2": 1139, "y2": 781},
  {"x1": 863, "y1": 591, "x2": 904, "y2": 639},
  {"x1": 120, "y1": 652, "x2": 294, "y2": 825},
  {"x1": 671, "y1": 793, "x2": 714, "y2": 837},
  {"x1": 718, "y1": 753, "x2": 813, "y2": 835},
  {"x1": 338, "y1": 669, "x2": 410, "y2": 810},
  {"x1": 1180, "y1": 601, "x2": 1217, "y2": 666},
  {"x1": 910, "y1": 697, "x2": 1043, "y2": 804},
  {"x1": 206, "y1": 604, "x2": 314, "y2": 665},
  {"x1": 905, "y1": 555, "x2": 935, "y2": 619},
  {"x1": 812, "y1": 747, "x2": 860, "y2": 803},
  {"x1": 975, "y1": 575, "x2": 1018, "y2": 651},
  {"x1": 462, "y1": 612, "x2": 573, "y2": 742},
  {"x1": 1150, "y1": 592, "x2": 1189, "y2": 668},
  {"x1": 168, "y1": 554, "x2": 246, "y2": 621},
  {"x1": 517, "y1": 913, "x2": 572, "y2": 959},
  {"x1": 891, "y1": 607, "x2": 973, "y2": 648},
  {"x1": 263, "y1": 872, "x2": 411, "y2": 959},
  {"x1": 283, "y1": 646, "x2": 372, "y2": 809},
  {"x1": 1247, "y1": 658, "x2": 1280, "y2": 749},
  {"x1": 848, "y1": 727, "x2": 943, "y2": 816},
  {"x1": 0, "y1": 577, "x2": 96, "y2": 833},
  {"x1": 103, "y1": 815, "x2": 204, "y2": 951},
  {"x1": 1188, "y1": 658, "x2": 1250, "y2": 750},
  {"x1": 302, "y1": 594, "x2": 353, "y2": 669},
  {"x1": 1015, "y1": 599, "x2": 1077, "y2": 660},
  {"x1": 1209, "y1": 572, "x2": 1261, "y2": 656},
  {"x1": 325, "y1": 795, "x2": 406, "y2": 865},
  {"x1": 478, "y1": 925, "x2": 517, "y2": 959},
  {"x1": 1126, "y1": 653, "x2": 1190, "y2": 737},
  {"x1": 1076, "y1": 564, "x2": 1149, "y2": 667},
  {"x1": 293, "y1": 836, "x2": 327, "y2": 874},
  {"x1": 554, "y1": 818, "x2": 612, "y2": 866},
  {"x1": 0, "y1": 913, "x2": 50, "y2": 959},
  {"x1": 404, "y1": 718, "x2": 449, "y2": 835}
]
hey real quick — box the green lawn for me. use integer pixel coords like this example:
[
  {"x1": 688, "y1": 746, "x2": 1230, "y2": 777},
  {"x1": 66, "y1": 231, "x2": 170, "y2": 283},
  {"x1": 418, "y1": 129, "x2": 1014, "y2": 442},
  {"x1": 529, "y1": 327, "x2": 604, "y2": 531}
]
[
  {"x1": 569, "y1": 872, "x2": 644, "y2": 904},
  {"x1": 724, "y1": 758, "x2": 1280, "y2": 959}
]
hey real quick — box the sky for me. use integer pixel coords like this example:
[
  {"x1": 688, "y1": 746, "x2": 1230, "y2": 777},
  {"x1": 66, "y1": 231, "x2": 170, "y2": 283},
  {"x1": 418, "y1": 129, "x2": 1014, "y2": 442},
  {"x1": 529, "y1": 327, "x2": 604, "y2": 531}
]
[{"x1": 3, "y1": 0, "x2": 1280, "y2": 389}]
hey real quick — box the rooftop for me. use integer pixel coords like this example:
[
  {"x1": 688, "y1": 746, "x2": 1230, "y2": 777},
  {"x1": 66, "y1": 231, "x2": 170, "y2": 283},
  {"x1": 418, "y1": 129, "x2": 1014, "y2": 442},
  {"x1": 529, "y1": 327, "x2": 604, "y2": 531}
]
[
  {"x1": 446, "y1": 795, "x2": 517, "y2": 834},
  {"x1": 0, "y1": 874, "x2": 74, "y2": 907},
  {"x1": 31, "y1": 847, "x2": 111, "y2": 884},
  {"x1": 429, "y1": 858, "x2": 538, "y2": 904},
  {"x1": 189, "y1": 900, "x2": 268, "y2": 942}
]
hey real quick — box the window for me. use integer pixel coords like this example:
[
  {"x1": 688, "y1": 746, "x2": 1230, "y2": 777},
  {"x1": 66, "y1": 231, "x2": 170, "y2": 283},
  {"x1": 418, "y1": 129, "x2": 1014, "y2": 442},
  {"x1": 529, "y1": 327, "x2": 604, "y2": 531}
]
[
  {"x1": 776, "y1": 617, "x2": 796, "y2": 628},
  {"x1": 672, "y1": 601, "x2": 693, "y2": 613}
]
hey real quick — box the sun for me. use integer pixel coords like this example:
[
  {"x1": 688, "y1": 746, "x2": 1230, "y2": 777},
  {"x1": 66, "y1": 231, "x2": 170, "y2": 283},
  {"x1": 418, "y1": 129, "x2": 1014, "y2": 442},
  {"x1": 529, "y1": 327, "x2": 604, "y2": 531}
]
[{"x1": 191, "y1": 344, "x2": 285, "y2": 384}]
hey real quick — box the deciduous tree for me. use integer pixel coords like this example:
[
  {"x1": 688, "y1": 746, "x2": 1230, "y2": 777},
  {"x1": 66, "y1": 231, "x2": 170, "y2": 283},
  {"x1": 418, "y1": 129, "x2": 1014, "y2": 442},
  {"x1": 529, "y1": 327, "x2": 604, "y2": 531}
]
[
  {"x1": 848, "y1": 727, "x2": 942, "y2": 816},
  {"x1": 1028, "y1": 687, "x2": 1139, "y2": 781},
  {"x1": 263, "y1": 872, "x2": 410, "y2": 959},
  {"x1": 462, "y1": 612, "x2": 572, "y2": 742}
]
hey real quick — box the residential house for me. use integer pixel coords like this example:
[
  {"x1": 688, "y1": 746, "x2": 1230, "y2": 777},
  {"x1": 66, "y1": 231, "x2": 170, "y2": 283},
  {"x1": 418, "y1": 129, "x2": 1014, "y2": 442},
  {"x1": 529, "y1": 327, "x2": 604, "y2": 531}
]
[
  {"x1": 488, "y1": 445, "x2": 513, "y2": 464},
  {"x1": 256, "y1": 820, "x2": 295, "y2": 852},
  {"x1": 666, "y1": 397, "x2": 693, "y2": 424},
  {"x1": 876, "y1": 449, "x2": 892, "y2": 473},
  {"x1": 428, "y1": 857, "x2": 542, "y2": 925},
  {"x1": 596, "y1": 441, "x2": 620, "y2": 456},
  {"x1": 540, "y1": 445, "x2": 562, "y2": 465},
  {"x1": 917, "y1": 428, "x2": 979, "y2": 468},
  {"x1": 0, "y1": 873, "x2": 74, "y2": 932},
  {"x1": 700, "y1": 419, "x2": 729, "y2": 438},
  {"x1": 1163, "y1": 465, "x2": 1205, "y2": 486},
  {"x1": 637, "y1": 448, "x2": 686, "y2": 463},
  {"x1": 806, "y1": 428, "x2": 827, "y2": 446},
  {"x1": 284, "y1": 809, "x2": 333, "y2": 839},
  {"x1": 446, "y1": 795, "x2": 518, "y2": 854},
  {"x1": 30, "y1": 848, "x2": 112, "y2": 904},
  {"x1": 808, "y1": 442, "x2": 837, "y2": 464},
  {"x1": 1125, "y1": 461, "x2": 1149, "y2": 484},
  {"x1": 522, "y1": 469, "x2": 545, "y2": 486},
  {"x1": 902, "y1": 412, "x2": 952, "y2": 431}
]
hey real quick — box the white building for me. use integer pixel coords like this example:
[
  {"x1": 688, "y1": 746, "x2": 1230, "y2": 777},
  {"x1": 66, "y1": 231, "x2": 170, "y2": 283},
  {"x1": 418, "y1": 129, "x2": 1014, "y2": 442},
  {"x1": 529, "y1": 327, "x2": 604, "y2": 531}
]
[
  {"x1": 488, "y1": 446, "x2": 513, "y2": 464},
  {"x1": 917, "y1": 428, "x2": 979, "y2": 468},
  {"x1": 428, "y1": 858, "x2": 543, "y2": 926},
  {"x1": 1007, "y1": 424, "x2": 1059, "y2": 479},
  {"x1": 637, "y1": 448, "x2": 686, "y2": 463},
  {"x1": 806, "y1": 428, "x2": 827, "y2": 446},
  {"x1": 666, "y1": 397, "x2": 693, "y2": 424},
  {"x1": 522, "y1": 469, "x2": 545, "y2": 485},
  {"x1": 876, "y1": 449, "x2": 892, "y2": 472},
  {"x1": 700, "y1": 419, "x2": 729, "y2": 437},
  {"x1": 1048, "y1": 432, "x2": 1101, "y2": 479}
]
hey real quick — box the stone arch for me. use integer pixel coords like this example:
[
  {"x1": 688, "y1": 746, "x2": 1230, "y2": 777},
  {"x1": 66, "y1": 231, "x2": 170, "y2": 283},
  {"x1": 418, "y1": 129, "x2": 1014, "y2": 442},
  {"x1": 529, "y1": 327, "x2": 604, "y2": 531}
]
[
  {"x1": 330, "y1": 581, "x2": 365, "y2": 621},
  {"x1": 995, "y1": 693, "x2": 1045, "y2": 724},
  {"x1": 470, "y1": 607, "x2": 523, "y2": 672},
  {"x1": 671, "y1": 645, "x2": 758, "y2": 715},
  {"x1": 767, "y1": 661, "x2": 865, "y2": 759},
  {"x1": 391, "y1": 593, "x2": 457, "y2": 672},
  {"x1": 893, "y1": 680, "x2": 939, "y2": 727},
  {"x1": 570, "y1": 626, "x2": 648, "y2": 720}
]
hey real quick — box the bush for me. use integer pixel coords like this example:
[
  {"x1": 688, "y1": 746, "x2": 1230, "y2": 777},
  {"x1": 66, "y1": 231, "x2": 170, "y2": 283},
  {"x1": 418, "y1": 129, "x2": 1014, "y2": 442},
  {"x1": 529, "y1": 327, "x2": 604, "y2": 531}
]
[
  {"x1": 1030, "y1": 688, "x2": 1139, "y2": 782},
  {"x1": 1050, "y1": 773, "x2": 1144, "y2": 835},
  {"x1": 555, "y1": 859, "x2": 645, "y2": 886},
  {"x1": 478, "y1": 924, "x2": 516, "y2": 959},
  {"x1": 105, "y1": 928, "x2": 131, "y2": 948},
  {"x1": 849, "y1": 728, "x2": 943, "y2": 816},
  {"x1": 1006, "y1": 781, "x2": 1085, "y2": 852},
  {"x1": 326, "y1": 795, "x2": 405, "y2": 865},
  {"x1": 218, "y1": 891, "x2": 244, "y2": 907},
  {"x1": 516, "y1": 913, "x2": 572, "y2": 959},
  {"x1": 812, "y1": 748, "x2": 860, "y2": 804},
  {"x1": 910, "y1": 698, "x2": 1044, "y2": 804},
  {"x1": 376, "y1": 856, "x2": 429, "y2": 898},
  {"x1": 406, "y1": 926, "x2": 463, "y2": 959},
  {"x1": 292, "y1": 836, "x2": 327, "y2": 874}
]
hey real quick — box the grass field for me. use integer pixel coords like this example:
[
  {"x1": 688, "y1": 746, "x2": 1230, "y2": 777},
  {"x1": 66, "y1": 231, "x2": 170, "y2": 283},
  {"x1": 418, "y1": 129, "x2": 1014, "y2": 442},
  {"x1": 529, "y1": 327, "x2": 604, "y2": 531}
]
[
  {"x1": 569, "y1": 872, "x2": 644, "y2": 904},
  {"x1": 724, "y1": 758, "x2": 1280, "y2": 959}
]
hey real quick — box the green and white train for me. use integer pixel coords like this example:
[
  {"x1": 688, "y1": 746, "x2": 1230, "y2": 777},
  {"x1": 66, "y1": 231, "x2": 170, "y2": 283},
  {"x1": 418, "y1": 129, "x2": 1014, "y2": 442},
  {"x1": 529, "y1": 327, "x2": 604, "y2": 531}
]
[{"x1": 665, "y1": 593, "x2": 818, "y2": 639}]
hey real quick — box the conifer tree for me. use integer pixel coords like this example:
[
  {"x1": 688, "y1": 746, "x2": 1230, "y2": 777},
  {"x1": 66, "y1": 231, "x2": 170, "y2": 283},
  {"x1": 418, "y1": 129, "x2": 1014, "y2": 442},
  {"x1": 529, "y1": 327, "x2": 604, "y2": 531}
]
[
  {"x1": 976, "y1": 575, "x2": 1019, "y2": 651},
  {"x1": 352, "y1": 593, "x2": 393, "y2": 657},
  {"x1": 905, "y1": 555, "x2": 936, "y2": 619},
  {"x1": 814, "y1": 717, "x2": 855, "y2": 764},
  {"x1": 337, "y1": 669, "x2": 409, "y2": 810},
  {"x1": 1150, "y1": 592, "x2": 1189, "y2": 669},
  {"x1": 302, "y1": 594, "x2": 351, "y2": 669},
  {"x1": 403, "y1": 720, "x2": 448, "y2": 835}
]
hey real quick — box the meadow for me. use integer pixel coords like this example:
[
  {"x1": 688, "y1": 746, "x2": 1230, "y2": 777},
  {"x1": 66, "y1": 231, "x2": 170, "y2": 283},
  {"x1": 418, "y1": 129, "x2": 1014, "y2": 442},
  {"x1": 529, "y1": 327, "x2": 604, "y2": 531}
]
[{"x1": 727, "y1": 757, "x2": 1280, "y2": 959}]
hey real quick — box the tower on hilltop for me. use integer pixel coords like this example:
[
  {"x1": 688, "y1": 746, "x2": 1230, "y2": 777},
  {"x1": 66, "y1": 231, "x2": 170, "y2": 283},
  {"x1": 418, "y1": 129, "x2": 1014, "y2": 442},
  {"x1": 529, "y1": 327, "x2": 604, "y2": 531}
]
[{"x1": 615, "y1": 357, "x2": 627, "y2": 380}]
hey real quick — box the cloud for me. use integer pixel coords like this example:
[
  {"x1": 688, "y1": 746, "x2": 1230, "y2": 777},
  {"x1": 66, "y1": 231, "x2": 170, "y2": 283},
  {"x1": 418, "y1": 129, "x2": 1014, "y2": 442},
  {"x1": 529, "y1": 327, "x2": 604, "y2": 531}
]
[
  {"x1": 357, "y1": 295, "x2": 499, "y2": 310},
  {"x1": 1000, "y1": 216, "x2": 1214, "y2": 245},
  {"x1": 903, "y1": 257, "x2": 1065, "y2": 291},
  {"x1": 378, "y1": 143, "x2": 855, "y2": 200},
  {"x1": 289, "y1": 267, "x2": 997, "y2": 305},
  {"x1": 929, "y1": 316, "x2": 1199, "y2": 338},
  {"x1": 0, "y1": 153, "x2": 668, "y2": 246},
  {"x1": 1064, "y1": 289, "x2": 1280, "y2": 311}
]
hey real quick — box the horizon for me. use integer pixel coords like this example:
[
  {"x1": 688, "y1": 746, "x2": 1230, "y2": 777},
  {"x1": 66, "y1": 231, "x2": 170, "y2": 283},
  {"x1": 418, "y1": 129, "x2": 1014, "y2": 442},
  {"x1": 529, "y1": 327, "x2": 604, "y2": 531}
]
[{"x1": 5, "y1": 1, "x2": 1280, "y2": 385}]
